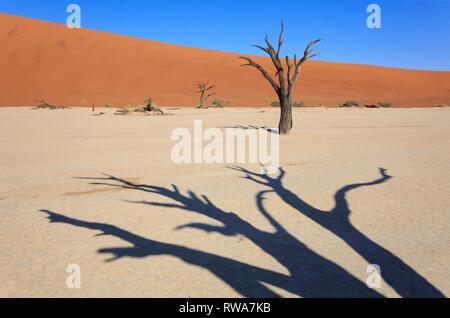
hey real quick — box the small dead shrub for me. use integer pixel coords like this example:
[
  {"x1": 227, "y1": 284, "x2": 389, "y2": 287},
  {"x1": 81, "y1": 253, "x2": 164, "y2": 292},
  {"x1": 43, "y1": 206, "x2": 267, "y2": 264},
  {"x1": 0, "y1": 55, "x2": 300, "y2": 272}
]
[
  {"x1": 32, "y1": 99, "x2": 69, "y2": 110},
  {"x1": 115, "y1": 98, "x2": 165, "y2": 116},
  {"x1": 378, "y1": 102, "x2": 392, "y2": 108},
  {"x1": 432, "y1": 103, "x2": 449, "y2": 108},
  {"x1": 270, "y1": 101, "x2": 280, "y2": 107},
  {"x1": 114, "y1": 108, "x2": 131, "y2": 116},
  {"x1": 339, "y1": 100, "x2": 359, "y2": 108},
  {"x1": 212, "y1": 99, "x2": 225, "y2": 108}
]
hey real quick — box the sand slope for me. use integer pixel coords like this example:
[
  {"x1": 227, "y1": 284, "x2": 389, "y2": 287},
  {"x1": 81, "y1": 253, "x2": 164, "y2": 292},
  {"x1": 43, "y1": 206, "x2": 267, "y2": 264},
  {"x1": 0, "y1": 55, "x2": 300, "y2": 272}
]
[{"x1": 1, "y1": 13, "x2": 449, "y2": 107}]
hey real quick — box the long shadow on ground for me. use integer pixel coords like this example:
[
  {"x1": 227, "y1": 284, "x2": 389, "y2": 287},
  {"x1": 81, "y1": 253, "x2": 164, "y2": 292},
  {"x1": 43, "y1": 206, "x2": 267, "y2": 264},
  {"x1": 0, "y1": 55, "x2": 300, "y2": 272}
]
[
  {"x1": 39, "y1": 167, "x2": 443, "y2": 297},
  {"x1": 230, "y1": 167, "x2": 444, "y2": 298}
]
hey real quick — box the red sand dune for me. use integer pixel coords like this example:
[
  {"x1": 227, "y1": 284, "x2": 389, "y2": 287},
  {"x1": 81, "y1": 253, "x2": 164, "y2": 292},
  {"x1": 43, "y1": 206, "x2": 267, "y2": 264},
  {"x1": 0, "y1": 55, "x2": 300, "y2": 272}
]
[{"x1": 1, "y1": 13, "x2": 449, "y2": 108}]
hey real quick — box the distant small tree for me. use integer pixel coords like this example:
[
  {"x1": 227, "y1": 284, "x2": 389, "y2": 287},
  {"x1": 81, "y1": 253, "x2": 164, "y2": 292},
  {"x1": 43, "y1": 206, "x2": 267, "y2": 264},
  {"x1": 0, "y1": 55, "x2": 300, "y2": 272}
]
[
  {"x1": 195, "y1": 81, "x2": 216, "y2": 109},
  {"x1": 293, "y1": 101, "x2": 305, "y2": 108}
]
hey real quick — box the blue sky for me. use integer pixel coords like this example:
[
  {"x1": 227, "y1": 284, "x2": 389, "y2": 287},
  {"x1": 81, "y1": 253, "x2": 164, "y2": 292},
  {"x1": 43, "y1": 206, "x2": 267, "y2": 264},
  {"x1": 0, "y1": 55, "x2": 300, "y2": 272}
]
[{"x1": 1, "y1": 0, "x2": 449, "y2": 70}]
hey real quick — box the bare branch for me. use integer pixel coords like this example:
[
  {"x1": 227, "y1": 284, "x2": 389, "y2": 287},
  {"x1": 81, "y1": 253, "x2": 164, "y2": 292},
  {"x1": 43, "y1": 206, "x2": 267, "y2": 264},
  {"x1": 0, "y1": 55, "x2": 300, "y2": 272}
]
[
  {"x1": 239, "y1": 56, "x2": 280, "y2": 94},
  {"x1": 288, "y1": 39, "x2": 321, "y2": 89},
  {"x1": 195, "y1": 81, "x2": 215, "y2": 92},
  {"x1": 308, "y1": 52, "x2": 320, "y2": 59},
  {"x1": 276, "y1": 21, "x2": 284, "y2": 57},
  {"x1": 285, "y1": 56, "x2": 292, "y2": 85},
  {"x1": 195, "y1": 81, "x2": 216, "y2": 108},
  {"x1": 264, "y1": 35, "x2": 276, "y2": 56},
  {"x1": 264, "y1": 34, "x2": 283, "y2": 71},
  {"x1": 253, "y1": 44, "x2": 270, "y2": 55},
  {"x1": 298, "y1": 38, "x2": 321, "y2": 65}
]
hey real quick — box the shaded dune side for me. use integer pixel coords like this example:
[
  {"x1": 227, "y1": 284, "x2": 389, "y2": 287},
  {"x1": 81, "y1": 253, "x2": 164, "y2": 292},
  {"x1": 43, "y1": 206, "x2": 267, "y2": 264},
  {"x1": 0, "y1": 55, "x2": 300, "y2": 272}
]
[{"x1": 1, "y1": 13, "x2": 449, "y2": 107}]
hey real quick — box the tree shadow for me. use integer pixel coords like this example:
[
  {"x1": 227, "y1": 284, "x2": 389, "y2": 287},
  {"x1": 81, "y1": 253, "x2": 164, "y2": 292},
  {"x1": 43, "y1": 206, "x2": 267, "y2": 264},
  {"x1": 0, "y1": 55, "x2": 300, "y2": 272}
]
[
  {"x1": 39, "y1": 172, "x2": 389, "y2": 298},
  {"x1": 40, "y1": 209, "x2": 288, "y2": 297},
  {"x1": 221, "y1": 125, "x2": 277, "y2": 133},
  {"x1": 230, "y1": 166, "x2": 444, "y2": 298}
]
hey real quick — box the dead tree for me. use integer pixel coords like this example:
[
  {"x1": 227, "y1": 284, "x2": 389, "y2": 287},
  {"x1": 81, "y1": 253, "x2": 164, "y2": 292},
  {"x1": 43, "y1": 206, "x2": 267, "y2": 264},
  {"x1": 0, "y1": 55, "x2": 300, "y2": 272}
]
[
  {"x1": 143, "y1": 98, "x2": 164, "y2": 115},
  {"x1": 195, "y1": 81, "x2": 216, "y2": 109},
  {"x1": 240, "y1": 22, "x2": 321, "y2": 134},
  {"x1": 131, "y1": 98, "x2": 165, "y2": 115}
]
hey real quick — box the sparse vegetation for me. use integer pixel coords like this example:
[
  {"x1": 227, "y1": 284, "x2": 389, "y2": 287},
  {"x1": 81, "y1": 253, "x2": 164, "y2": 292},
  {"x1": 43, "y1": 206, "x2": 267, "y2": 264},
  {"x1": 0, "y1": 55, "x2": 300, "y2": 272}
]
[
  {"x1": 378, "y1": 101, "x2": 392, "y2": 108},
  {"x1": 293, "y1": 101, "x2": 305, "y2": 108},
  {"x1": 114, "y1": 98, "x2": 165, "y2": 116},
  {"x1": 432, "y1": 103, "x2": 449, "y2": 108},
  {"x1": 212, "y1": 99, "x2": 225, "y2": 108},
  {"x1": 32, "y1": 99, "x2": 69, "y2": 110},
  {"x1": 114, "y1": 108, "x2": 130, "y2": 116},
  {"x1": 339, "y1": 100, "x2": 359, "y2": 108},
  {"x1": 270, "y1": 101, "x2": 280, "y2": 107},
  {"x1": 136, "y1": 98, "x2": 165, "y2": 115}
]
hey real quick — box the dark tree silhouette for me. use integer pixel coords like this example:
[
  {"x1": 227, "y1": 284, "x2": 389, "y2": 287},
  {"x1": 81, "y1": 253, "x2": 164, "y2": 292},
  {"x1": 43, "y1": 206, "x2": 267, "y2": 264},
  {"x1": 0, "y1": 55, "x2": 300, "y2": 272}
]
[
  {"x1": 240, "y1": 22, "x2": 320, "y2": 135},
  {"x1": 39, "y1": 167, "x2": 444, "y2": 297},
  {"x1": 39, "y1": 173, "x2": 382, "y2": 297},
  {"x1": 194, "y1": 81, "x2": 216, "y2": 109},
  {"x1": 231, "y1": 166, "x2": 445, "y2": 298}
]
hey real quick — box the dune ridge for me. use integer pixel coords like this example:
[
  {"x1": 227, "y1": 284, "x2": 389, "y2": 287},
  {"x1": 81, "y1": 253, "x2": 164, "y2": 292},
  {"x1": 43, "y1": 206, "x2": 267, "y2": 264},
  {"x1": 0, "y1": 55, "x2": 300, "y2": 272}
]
[{"x1": 1, "y1": 13, "x2": 449, "y2": 108}]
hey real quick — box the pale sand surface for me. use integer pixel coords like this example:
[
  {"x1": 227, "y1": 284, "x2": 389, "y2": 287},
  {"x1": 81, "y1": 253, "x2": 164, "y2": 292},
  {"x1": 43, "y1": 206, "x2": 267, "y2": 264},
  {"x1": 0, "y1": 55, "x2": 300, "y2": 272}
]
[{"x1": 0, "y1": 107, "x2": 449, "y2": 297}]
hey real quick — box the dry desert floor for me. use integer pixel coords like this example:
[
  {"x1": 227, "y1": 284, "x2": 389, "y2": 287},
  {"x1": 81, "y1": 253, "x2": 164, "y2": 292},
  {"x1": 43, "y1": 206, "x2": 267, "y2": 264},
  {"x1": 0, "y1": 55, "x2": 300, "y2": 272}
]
[{"x1": 0, "y1": 107, "x2": 449, "y2": 297}]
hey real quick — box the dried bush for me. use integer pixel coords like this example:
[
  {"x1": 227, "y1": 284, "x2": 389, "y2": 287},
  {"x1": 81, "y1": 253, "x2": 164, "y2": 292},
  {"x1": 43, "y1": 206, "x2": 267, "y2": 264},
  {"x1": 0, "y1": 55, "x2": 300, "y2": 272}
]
[
  {"x1": 432, "y1": 103, "x2": 449, "y2": 108},
  {"x1": 339, "y1": 100, "x2": 359, "y2": 108},
  {"x1": 378, "y1": 102, "x2": 392, "y2": 108},
  {"x1": 114, "y1": 108, "x2": 131, "y2": 116},
  {"x1": 293, "y1": 101, "x2": 305, "y2": 108},
  {"x1": 212, "y1": 99, "x2": 225, "y2": 108},
  {"x1": 32, "y1": 99, "x2": 69, "y2": 110},
  {"x1": 270, "y1": 101, "x2": 281, "y2": 107}
]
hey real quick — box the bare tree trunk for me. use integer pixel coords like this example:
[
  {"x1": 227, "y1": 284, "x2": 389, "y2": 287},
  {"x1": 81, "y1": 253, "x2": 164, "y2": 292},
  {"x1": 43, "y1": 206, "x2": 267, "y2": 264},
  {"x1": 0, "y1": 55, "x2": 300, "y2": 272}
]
[
  {"x1": 199, "y1": 93, "x2": 206, "y2": 108},
  {"x1": 279, "y1": 95, "x2": 292, "y2": 134}
]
